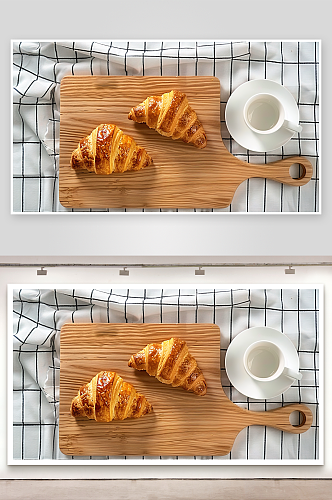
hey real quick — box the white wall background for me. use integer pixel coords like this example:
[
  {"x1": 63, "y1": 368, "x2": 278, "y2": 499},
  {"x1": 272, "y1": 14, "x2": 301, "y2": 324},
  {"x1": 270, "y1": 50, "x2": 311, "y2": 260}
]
[{"x1": 1, "y1": 260, "x2": 331, "y2": 479}]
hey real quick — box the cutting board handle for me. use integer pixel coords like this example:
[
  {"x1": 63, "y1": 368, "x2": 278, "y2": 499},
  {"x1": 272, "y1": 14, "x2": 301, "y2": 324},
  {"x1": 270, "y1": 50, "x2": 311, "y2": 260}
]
[
  {"x1": 245, "y1": 156, "x2": 313, "y2": 187},
  {"x1": 246, "y1": 403, "x2": 313, "y2": 434}
]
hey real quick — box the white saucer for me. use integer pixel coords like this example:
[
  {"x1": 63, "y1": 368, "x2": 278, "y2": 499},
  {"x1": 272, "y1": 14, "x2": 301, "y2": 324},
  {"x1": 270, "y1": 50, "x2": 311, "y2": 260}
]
[
  {"x1": 225, "y1": 327, "x2": 301, "y2": 399},
  {"x1": 225, "y1": 80, "x2": 300, "y2": 152}
]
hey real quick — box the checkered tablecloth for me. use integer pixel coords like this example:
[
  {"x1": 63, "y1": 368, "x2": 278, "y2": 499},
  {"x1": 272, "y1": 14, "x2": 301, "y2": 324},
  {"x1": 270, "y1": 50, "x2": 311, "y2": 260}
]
[
  {"x1": 12, "y1": 40, "x2": 320, "y2": 213},
  {"x1": 11, "y1": 286, "x2": 320, "y2": 462}
]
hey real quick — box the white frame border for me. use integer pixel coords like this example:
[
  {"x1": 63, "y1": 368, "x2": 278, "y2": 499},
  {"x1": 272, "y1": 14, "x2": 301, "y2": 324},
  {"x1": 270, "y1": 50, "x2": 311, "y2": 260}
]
[{"x1": 7, "y1": 283, "x2": 324, "y2": 466}]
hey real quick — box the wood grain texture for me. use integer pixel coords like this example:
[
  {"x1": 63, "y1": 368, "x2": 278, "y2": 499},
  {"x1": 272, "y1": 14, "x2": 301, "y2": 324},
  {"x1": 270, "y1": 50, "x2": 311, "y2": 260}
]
[
  {"x1": 59, "y1": 323, "x2": 312, "y2": 457},
  {"x1": 59, "y1": 76, "x2": 313, "y2": 208}
]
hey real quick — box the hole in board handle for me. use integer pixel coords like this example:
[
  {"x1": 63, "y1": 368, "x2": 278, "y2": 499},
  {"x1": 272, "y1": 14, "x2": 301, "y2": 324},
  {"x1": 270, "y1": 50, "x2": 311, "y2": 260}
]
[
  {"x1": 289, "y1": 410, "x2": 306, "y2": 427},
  {"x1": 289, "y1": 163, "x2": 305, "y2": 180}
]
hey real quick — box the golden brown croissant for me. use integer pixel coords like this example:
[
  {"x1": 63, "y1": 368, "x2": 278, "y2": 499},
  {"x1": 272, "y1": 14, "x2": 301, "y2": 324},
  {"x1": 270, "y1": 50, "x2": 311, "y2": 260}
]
[
  {"x1": 128, "y1": 90, "x2": 207, "y2": 149},
  {"x1": 128, "y1": 337, "x2": 207, "y2": 395},
  {"x1": 70, "y1": 371, "x2": 153, "y2": 422},
  {"x1": 71, "y1": 124, "x2": 152, "y2": 174}
]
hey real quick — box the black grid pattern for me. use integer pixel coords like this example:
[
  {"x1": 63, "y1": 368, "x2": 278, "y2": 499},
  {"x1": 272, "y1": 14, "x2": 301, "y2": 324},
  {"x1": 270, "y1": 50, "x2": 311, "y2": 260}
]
[
  {"x1": 12, "y1": 40, "x2": 320, "y2": 213},
  {"x1": 12, "y1": 287, "x2": 320, "y2": 461}
]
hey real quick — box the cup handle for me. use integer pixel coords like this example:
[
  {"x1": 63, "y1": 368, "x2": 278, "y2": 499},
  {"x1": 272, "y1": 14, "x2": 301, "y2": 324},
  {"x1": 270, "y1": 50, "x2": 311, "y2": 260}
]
[
  {"x1": 283, "y1": 366, "x2": 302, "y2": 380},
  {"x1": 283, "y1": 119, "x2": 302, "y2": 133}
]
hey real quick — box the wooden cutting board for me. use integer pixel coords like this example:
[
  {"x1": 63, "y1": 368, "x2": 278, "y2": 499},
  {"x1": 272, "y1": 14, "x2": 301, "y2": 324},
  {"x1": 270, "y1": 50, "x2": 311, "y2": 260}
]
[
  {"x1": 59, "y1": 323, "x2": 312, "y2": 457},
  {"x1": 59, "y1": 76, "x2": 313, "y2": 209}
]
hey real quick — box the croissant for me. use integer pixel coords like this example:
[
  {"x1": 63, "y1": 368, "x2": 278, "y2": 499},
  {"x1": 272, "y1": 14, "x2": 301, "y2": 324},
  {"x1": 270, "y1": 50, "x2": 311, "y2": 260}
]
[
  {"x1": 128, "y1": 90, "x2": 207, "y2": 149},
  {"x1": 70, "y1": 371, "x2": 153, "y2": 422},
  {"x1": 128, "y1": 337, "x2": 207, "y2": 396},
  {"x1": 70, "y1": 124, "x2": 152, "y2": 174}
]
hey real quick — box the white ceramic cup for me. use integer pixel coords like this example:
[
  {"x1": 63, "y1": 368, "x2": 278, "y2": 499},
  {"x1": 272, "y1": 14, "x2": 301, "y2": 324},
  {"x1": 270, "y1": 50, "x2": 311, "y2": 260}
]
[
  {"x1": 243, "y1": 93, "x2": 302, "y2": 135},
  {"x1": 243, "y1": 340, "x2": 302, "y2": 382}
]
